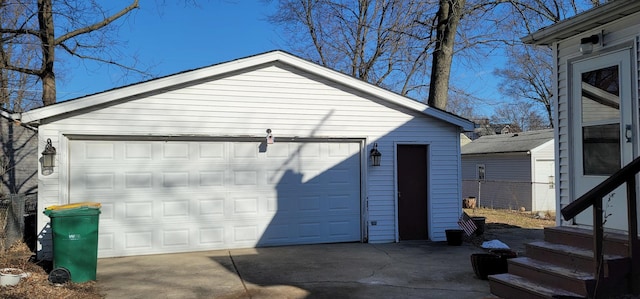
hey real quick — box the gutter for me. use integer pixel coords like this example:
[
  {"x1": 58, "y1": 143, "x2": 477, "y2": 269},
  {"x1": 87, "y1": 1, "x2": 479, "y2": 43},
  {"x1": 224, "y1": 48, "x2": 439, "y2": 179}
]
[
  {"x1": 0, "y1": 110, "x2": 38, "y2": 132},
  {"x1": 522, "y1": 0, "x2": 640, "y2": 45}
]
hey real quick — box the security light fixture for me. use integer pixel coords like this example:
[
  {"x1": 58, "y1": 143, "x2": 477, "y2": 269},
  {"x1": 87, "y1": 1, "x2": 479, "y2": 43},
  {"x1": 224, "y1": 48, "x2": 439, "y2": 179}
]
[
  {"x1": 370, "y1": 143, "x2": 381, "y2": 167},
  {"x1": 266, "y1": 129, "x2": 274, "y2": 144},
  {"x1": 579, "y1": 34, "x2": 600, "y2": 54}
]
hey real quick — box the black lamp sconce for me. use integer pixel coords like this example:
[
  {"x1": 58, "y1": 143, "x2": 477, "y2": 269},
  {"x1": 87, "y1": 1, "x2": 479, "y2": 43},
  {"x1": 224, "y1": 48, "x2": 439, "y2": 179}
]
[
  {"x1": 580, "y1": 33, "x2": 602, "y2": 54},
  {"x1": 41, "y1": 138, "x2": 56, "y2": 174},
  {"x1": 370, "y1": 143, "x2": 381, "y2": 167}
]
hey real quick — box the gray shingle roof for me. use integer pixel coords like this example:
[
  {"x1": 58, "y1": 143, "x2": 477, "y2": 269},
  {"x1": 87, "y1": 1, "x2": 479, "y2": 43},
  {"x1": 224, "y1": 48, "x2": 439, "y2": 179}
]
[{"x1": 461, "y1": 129, "x2": 553, "y2": 155}]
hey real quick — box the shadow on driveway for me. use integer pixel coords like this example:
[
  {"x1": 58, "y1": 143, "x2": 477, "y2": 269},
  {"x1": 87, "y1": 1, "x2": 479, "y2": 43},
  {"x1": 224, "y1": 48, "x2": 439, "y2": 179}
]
[{"x1": 97, "y1": 228, "x2": 544, "y2": 298}]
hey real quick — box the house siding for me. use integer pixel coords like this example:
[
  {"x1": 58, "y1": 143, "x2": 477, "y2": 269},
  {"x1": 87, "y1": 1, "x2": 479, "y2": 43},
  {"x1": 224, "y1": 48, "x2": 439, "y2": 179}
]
[
  {"x1": 36, "y1": 62, "x2": 463, "y2": 256},
  {"x1": 462, "y1": 153, "x2": 532, "y2": 210},
  {"x1": 0, "y1": 117, "x2": 37, "y2": 196},
  {"x1": 554, "y1": 13, "x2": 640, "y2": 225}
]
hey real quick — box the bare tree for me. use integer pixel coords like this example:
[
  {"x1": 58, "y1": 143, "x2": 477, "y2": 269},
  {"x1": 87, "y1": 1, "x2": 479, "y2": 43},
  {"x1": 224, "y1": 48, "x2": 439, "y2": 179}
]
[
  {"x1": 491, "y1": 100, "x2": 548, "y2": 132},
  {"x1": 427, "y1": 0, "x2": 466, "y2": 109},
  {"x1": 477, "y1": 0, "x2": 603, "y2": 128},
  {"x1": 494, "y1": 45, "x2": 553, "y2": 127},
  {"x1": 267, "y1": 0, "x2": 439, "y2": 99},
  {"x1": 1, "y1": 1, "x2": 41, "y2": 111},
  {"x1": 1, "y1": 0, "x2": 142, "y2": 107},
  {"x1": 268, "y1": 0, "x2": 605, "y2": 114},
  {"x1": 446, "y1": 90, "x2": 486, "y2": 120}
]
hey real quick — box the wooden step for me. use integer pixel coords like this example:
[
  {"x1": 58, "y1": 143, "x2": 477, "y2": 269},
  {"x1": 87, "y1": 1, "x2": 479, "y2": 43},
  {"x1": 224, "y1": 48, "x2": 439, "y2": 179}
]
[
  {"x1": 525, "y1": 241, "x2": 630, "y2": 277},
  {"x1": 544, "y1": 226, "x2": 630, "y2": 257},
  {"x1": 489, "y1": 273, "x2": 586, "y2": 299},
  {"x1": 507, "y1": 257, "x2": 595, "y2": 297}
]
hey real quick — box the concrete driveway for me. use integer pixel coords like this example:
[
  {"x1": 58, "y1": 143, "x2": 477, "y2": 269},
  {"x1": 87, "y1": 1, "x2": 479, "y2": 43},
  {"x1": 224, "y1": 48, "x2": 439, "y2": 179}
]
[{"x1": 97, "y1": 228, "x2": 543, "y2": 298}]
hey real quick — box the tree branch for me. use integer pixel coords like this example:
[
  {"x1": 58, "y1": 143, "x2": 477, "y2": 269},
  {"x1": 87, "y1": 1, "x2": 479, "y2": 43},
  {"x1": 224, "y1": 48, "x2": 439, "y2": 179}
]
[
  {"x1": 55, "y1": 0, "x2": 139, "y2": 45},
  {"x1": 58, "y1": 42, "x2": 150, "y2": 76}
]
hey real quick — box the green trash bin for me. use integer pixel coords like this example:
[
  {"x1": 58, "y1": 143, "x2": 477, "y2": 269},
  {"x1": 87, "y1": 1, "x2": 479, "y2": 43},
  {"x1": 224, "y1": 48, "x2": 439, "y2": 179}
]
[{"x1": 43, "y1": 202, "x2": 101, "y2": 283}]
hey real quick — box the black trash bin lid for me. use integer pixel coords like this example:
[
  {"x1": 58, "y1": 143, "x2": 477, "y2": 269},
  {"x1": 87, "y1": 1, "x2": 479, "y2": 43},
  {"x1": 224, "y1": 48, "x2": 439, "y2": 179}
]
[{"x1": 49, "y1": 267, "x2": 71, "y2": 284}]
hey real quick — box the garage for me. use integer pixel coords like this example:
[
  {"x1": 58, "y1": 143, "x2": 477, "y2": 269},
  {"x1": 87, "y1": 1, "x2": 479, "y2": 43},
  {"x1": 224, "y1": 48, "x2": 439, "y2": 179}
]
[
  {"x1": 22, "y1": 51, "x2": 474, "y2": 259},
  {"x1": 69, "y1": 138, "x2": 362, "y2": 257}
]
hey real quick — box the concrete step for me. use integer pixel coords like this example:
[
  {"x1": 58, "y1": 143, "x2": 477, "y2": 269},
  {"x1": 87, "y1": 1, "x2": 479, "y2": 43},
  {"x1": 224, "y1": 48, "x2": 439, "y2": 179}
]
[
  {"x1": 544, "y1": 226, "x2": 630, "y2": 257},
  {"x1": 507, "y1": 257, "x2": 595, "y2": 297},
  {"x1": 488, "y1": 273, "x2": 586, "y2": 299},
  {"x1": 525, "y1": 241, "x2": 630, "y2": 277}
]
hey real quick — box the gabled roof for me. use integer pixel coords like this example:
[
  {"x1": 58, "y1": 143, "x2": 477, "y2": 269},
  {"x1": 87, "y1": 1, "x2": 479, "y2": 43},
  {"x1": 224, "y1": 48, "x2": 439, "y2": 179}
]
[
  {"x1": 522, "y1": 0, "x2": 640, "y2": 45},
  {"x1": 0, "y1": 107, "x2": 37, "y2": 131},
  {"x1": 18, "y1": 50, "x2": 474, "y2": 131},
  {"x1": 0, "y1": 107, "x2": 13, "y2": 120},
  {"x1": 461, "y1": 129, "x2": 553, "y2": 155}
]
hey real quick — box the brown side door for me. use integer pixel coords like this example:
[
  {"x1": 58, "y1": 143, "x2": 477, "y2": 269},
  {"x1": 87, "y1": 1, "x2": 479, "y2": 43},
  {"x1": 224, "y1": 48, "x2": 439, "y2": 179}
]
[{"x1": 397, "y1": 144, "x2": 428, "y2": 240}]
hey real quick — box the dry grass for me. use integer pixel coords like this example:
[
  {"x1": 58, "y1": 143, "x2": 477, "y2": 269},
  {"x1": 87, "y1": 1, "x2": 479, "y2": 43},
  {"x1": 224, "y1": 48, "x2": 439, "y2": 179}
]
[
  {"x1": 0, "y1": 242, "x2": 103, "y2": 299},
  {"x1": 464, "y1": 207, "x2": 556, "y2": 229}
]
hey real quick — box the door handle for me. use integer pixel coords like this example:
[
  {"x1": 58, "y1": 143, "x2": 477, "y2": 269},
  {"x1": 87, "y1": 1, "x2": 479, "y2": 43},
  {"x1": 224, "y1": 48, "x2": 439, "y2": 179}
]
[
  {"x1": 398, "y1": 192, "x2": 401, "y2": 198},
  {"x1": 626, "y1": 124, "x2": 633, "y2": 143}
]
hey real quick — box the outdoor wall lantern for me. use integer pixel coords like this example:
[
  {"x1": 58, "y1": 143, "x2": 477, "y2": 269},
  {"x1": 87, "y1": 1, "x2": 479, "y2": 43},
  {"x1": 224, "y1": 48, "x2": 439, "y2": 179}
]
[
  {"x1": 42, "y1": 138, "x2": 57, "y2": 170},
  {"x1": 579, "y1": 34, "x2": 600, "y2": 54},
  {"x1": 370, "y1": 143, "x2": 381, "y2": 167}
]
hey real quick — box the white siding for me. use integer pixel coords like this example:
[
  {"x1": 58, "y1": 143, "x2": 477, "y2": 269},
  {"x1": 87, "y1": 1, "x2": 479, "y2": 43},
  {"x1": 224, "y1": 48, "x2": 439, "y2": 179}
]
[
  {"x1": 461, "y1": 154, "x2": 532, "y2": 210},
  {"x1": 37, "y1": 62, "x2": 462, "y2": 257},
  {"x1": 554, "y1": 13, "x2": 640, "y2": 225}
]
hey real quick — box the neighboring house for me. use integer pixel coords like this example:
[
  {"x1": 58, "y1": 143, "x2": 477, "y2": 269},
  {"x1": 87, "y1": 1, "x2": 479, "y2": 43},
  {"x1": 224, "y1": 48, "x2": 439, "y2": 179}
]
[
  {"x1": 461, "y1": 129, "x2": 555, "y2": 212},
  {"x1": 17, "y1": 51, "x2": 474, "y2": 259},
  {"x1": 0, "y1": 108, "x2": 37, "y2": 197},
  {"x1": 523, "y1": 0, "x2": 640, "y2": 231}
]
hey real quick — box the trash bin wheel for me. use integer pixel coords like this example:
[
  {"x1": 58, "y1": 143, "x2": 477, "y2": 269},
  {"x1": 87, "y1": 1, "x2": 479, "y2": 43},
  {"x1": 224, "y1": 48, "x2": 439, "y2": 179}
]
[{"x1": 49, "y1": 267, "x2": 71, "y2": 284}]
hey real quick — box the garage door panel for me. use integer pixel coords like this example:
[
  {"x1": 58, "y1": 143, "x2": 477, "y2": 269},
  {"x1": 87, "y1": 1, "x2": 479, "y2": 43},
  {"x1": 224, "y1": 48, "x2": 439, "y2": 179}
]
[
  {"x1": 162, "y1": 229, "x2": 190, "y2": 247},
  {"x1": 162, "y1": 172, "x2": 190, "y2": 188},
  {"x1": 162, "y1": 200, "x2": 190, "y2": 217},
  {"x1": 98, "y1": 232, "x2": 115, "y2": 252},
  {"x1": 198, "y1": 171, "x2": 225, "y2": 186},
  {"x1": 70, "y1": 139, "x2": 361, "y2": 257},
  {"x1": 230, "y1": 142, "x2": 259, "y2": 159},
  {"x1": 85, "y1": 142, "x2": 116, "y2": 160},
  {"x1": 161, "y1": 142, "x2": 190, "y2": 159},
  {"x1": 124, "y1": 142, "x2": 153, "y2": 159},
  {"x1": 198, "y1": 143, "x2": 225, "y2": 158},
  {"x1": 124, "y1": 172, "x2": 153, "y2": 189},
  {"x1": 198, "y1": 226, "x2": 224, "y2": 245}
]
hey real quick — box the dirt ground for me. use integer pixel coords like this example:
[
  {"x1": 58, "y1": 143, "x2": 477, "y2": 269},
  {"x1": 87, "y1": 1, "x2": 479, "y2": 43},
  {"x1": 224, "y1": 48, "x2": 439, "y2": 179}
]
[
  {"x1": 0, "y1": 242, "x2": 102, "y2": 299},
  {"x1": 464, "y1": 207, "x2": 555, "y2": 229},
  {"x1": 0, "y1": 208, "x2": 558, "y2": 299}
]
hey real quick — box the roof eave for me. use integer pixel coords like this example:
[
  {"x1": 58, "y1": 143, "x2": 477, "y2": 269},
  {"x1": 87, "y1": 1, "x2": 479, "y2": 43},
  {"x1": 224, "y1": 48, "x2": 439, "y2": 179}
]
[
  {"x1": 462, "y1": 150, "x2": 530, "y2": 156},
  {"x1": 522, "y1": 0, "x2": 640, "y2": 45}
]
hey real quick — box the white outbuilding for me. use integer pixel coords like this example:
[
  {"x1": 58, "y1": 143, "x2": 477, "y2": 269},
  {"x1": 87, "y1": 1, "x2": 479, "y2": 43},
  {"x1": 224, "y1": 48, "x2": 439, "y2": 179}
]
[
  {"x1": 461, "y1": 129, "x2": 555, "y2": 212},
  {"x1": 20, "y1": 51, "x2": 474, "y2": 258}
]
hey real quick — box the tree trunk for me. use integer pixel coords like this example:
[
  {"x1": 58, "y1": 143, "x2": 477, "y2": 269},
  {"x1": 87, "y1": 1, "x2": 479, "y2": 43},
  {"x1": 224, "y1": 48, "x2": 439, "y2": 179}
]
[
  {"x1": 38, "y1": 0, "x2": 56, "y2": 106},
  {"x1": 427, "y1": 0, "x2": 466, "y2": 110},
  {"x1": 0, "y1": 49, "x2": 8, "y2": 107}
]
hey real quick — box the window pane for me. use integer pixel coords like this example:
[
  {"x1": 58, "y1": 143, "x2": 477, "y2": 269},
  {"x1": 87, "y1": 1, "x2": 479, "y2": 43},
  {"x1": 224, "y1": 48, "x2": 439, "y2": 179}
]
[
  {"x1": 477, "y1": 164, "x2": 485, "y2": 180},
  {"x1": 581, "y1": 65, "x2": 619, "y2": 123},
  {"x1": 582, "y1": 124, "x2": 620, "y2": 175}
]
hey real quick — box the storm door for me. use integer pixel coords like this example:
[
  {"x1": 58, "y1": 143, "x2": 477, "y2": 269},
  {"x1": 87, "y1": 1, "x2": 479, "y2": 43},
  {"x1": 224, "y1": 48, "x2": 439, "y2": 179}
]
[{"x1": 570, "y1": 48, "x2": 634, "y2": 231}]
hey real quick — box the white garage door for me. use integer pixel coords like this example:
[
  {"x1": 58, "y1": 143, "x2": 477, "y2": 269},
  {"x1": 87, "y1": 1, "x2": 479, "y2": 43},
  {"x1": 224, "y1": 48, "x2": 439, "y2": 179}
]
[{"x1": 69, "y1": 139, "x2": 362, "y2": 257}]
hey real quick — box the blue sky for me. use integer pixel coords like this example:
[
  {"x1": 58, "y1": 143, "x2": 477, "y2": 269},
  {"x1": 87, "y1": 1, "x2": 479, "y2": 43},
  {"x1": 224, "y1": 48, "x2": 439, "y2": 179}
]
[
  {"x1": 55, "y1": 1, "x2": 504, "y2": 116},
  {"x1": 56, "y1": 1, "x2": 284, "y2": 101}
]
